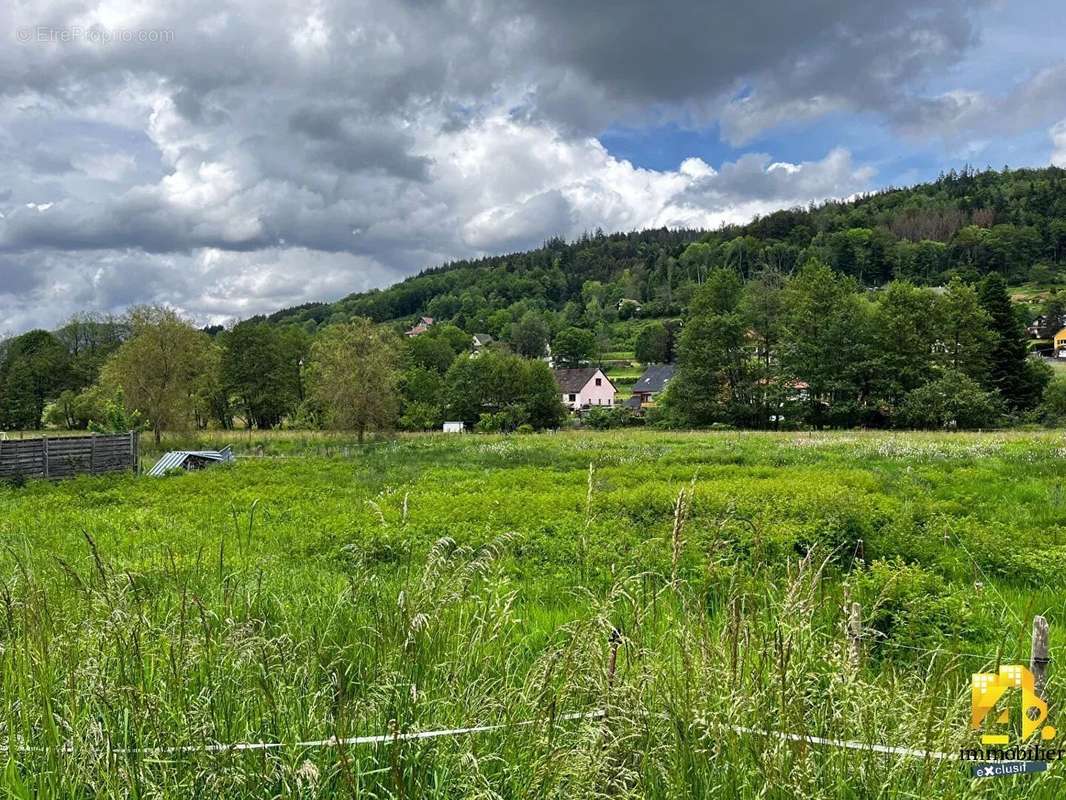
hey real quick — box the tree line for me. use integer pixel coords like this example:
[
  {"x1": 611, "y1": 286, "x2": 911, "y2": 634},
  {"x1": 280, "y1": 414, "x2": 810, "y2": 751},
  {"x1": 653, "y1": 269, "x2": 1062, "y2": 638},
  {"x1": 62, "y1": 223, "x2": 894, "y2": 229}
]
[
  {"x1": 6, "y1": 166, "x2": 1066, "y2": 436},
  {"x1": 656, "y1": 264, "x2": 1052, "y2": 429},
  {"x1": 0, "y1": 307, "x2": 569, "y2": 441},
  {"x1": 2, "y1": 259, "x2": 1060, "y2": 437}
]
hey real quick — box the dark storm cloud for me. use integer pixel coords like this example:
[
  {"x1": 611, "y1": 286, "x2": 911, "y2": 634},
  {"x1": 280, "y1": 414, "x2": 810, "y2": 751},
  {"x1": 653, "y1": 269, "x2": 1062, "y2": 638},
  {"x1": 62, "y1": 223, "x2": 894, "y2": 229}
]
[
  {"x1": 0, "y1": 0, "x2": 1051, "y2": 331},
  {"x1": 288, "y1": 107, "x2": 432, "y2": 180},
  {"x1": 506, "y1": 0, "x2": 988, "y2": 140},
  {"x1": 0, "y1": 253, "x2": 47, "y2": 296}
]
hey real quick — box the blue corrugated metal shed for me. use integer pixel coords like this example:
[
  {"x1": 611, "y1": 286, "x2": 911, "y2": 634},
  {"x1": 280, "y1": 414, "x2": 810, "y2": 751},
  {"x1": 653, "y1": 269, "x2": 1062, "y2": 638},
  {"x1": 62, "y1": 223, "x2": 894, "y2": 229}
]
[{"x1": 147, "y1": 445, "x2": 234, "y2": 476}]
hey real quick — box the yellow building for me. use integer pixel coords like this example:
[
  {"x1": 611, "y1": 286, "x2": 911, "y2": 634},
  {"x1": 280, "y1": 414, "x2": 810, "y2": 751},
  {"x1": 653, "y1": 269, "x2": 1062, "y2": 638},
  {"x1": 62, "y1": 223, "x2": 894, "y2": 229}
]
[{"x1": 1054, "y1": 327, "x2": 1066, "y2": 353}]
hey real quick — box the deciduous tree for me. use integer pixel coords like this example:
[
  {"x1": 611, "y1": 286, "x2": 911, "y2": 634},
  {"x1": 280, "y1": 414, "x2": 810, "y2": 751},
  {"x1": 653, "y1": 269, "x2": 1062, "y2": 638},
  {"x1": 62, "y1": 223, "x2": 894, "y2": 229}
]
[
  {"x1": 552, "y1": 327, "x2": 596, "y2": 368},
  {"x1": 510, "y1": 311, "x2": 551, "y2": 359},
  {"x1": 634, "y1": 321, "x2": 672, "y2": 364},
  {"x1": 306, "y1": 318, "x2": 400, "y2": 443},
  {"x1": 101, "y1": 306, "x2": 215, "y2": 443}
]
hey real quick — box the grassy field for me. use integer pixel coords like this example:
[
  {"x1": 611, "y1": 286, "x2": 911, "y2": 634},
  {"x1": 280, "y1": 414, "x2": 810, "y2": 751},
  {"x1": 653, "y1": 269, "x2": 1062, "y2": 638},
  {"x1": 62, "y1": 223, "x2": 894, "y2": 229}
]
[{"x1": 3, "y1": 429, "x2": 1066, "y2": 797}]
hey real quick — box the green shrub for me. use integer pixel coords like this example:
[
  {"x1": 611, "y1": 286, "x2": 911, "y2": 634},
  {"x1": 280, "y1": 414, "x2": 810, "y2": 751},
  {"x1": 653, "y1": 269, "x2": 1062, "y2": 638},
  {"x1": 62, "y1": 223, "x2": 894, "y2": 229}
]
[
  {"x1": 583, "y1": 406, "x2": 642, "y2": 430},
  {"x1": 897, "y1": 370, "x2": 1001, "y2": 429},
  {"x1": 854, "y1": 558, "x2": 994, "y2": 653},
  {"x1": 1039, "y1": 375, "x2": 1066, "y2": 424},
  {"x1": 3, "y1": 470, "x2": 27, "y2": 489}
]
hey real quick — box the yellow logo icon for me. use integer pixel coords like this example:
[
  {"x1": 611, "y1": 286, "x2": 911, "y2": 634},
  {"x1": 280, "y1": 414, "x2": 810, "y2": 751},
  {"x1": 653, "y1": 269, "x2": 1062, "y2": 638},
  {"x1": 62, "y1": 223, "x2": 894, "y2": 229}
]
[{"x1": 972, "y1": 665, "x2": 1056, "y2": 744}]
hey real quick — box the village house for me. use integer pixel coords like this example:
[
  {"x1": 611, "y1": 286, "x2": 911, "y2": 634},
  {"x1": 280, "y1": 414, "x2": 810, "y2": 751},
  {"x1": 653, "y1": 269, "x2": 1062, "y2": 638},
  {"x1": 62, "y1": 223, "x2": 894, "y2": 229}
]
[
  {"x1": 471, "y1": 333, "x2": 495, "y2": 351},
  {"x1": 405, "y1": 316, "x2": 434, "y2": 337},
  {"x1": 1053, "y1": 326, "x2": 1066, "y2": 357},
  {"x1": 553, "y1": 367, "x2": 616, "y2": 411},
  {"x1": 755, "y1": 377, "x2": 811, "y2": 402},
  {"x1": 624, "y1": 363, "x2": 675, "y2": 410}
]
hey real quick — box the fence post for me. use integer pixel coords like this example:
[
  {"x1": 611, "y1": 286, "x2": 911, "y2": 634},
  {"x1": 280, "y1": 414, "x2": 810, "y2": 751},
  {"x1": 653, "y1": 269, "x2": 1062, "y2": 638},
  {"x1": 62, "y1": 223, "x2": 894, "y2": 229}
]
[
  {"x1": 90, "y1": 432, "x2": 97, "y2": 471},
  {"x1": 607, "y1": 627, "x2": 621, "y2": 688},
  {"x1": 1031, "y1": 615, "x2": 1050, "y2": 701},
  {"x1": 42, "y1": 436, "x2": 49, "y2": 479},
  {"x1": 847, "y1": 602, "x2": 863, "y2": 669}
]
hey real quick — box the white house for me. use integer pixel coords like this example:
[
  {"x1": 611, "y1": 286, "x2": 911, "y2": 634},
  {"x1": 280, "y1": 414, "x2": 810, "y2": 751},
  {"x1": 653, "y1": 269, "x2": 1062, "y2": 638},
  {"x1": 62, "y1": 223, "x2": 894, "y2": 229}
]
[
  {"x1": 553, "y1": 367, "x2": 616, "y2": 411},
  {"x1": 471, "y1": 333, "x2": 495, "y2": 352},
  {"x1": 442, "y1": 421, "x2": 465, "y2": 433}
]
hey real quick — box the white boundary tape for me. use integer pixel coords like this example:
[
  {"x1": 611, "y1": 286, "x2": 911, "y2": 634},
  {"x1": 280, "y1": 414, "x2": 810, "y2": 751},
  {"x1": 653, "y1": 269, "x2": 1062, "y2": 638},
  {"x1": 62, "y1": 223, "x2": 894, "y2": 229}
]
[
  {"x1": 729, "y1": 725, "x2": 953, "y2": 761},
  {"x1": 9, "y1": 711, "x2": 960, "y2": 762},
  {"x1": 17, "y1": 711, "x2": 605, "y2": 756},
  {"x1": 117, "y1": 710, "x2": 605, "y2": 755}
]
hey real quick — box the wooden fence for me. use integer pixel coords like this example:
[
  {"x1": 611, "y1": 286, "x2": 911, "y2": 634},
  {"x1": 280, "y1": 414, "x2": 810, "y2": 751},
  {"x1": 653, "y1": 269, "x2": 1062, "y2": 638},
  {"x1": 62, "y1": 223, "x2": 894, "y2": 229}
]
[{"x1": 0, "y1": 432, "x2": 139, "y2": 480}]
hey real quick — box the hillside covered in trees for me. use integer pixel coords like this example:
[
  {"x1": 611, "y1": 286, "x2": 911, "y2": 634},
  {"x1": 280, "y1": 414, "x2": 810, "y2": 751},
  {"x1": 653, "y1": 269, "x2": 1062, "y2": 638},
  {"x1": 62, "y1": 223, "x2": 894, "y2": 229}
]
[{"x1": 265, "y1": 165, "x2": 1066, "y2": 335}]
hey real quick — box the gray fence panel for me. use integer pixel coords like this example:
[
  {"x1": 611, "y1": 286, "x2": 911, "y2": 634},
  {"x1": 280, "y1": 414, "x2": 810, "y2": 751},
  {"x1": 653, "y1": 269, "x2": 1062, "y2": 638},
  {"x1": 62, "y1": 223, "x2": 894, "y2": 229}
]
[{"x1": 0, "y1": 432, "x2": 138, "y2": 480}]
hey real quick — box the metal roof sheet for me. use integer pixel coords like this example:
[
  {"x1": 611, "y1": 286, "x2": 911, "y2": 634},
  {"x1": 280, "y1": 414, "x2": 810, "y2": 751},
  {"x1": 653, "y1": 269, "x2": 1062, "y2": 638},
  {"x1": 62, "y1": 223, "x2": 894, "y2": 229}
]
[{"x1": 147, "y1": 446, "x2": 234, "y2": 477}]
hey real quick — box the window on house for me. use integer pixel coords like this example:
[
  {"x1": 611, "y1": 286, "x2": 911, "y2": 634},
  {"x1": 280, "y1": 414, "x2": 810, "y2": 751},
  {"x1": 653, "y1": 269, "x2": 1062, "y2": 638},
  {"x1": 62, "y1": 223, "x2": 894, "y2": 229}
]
[
  {"x1": 595, "y1": 377, "x2": 602, "y2": 386},
  {"x1": 568, "y1": 393, "x2": 576, "y2": 402}
]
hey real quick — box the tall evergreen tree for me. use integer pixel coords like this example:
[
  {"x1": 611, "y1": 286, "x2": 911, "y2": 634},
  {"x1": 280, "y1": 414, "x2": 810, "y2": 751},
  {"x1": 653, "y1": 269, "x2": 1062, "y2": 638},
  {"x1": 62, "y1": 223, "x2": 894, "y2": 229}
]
[
  {"x1": 936, "y1": 277, "x2": 992, "y2": 381},
  {"x1": 0, "y1": 330, "x2": 74, "y2": 430},
  {"x1": 977, "y1": 274, "x2": 1045, "y2": 410},
  {"x1": 659, "y1": 269, "x2": 750, "y2": 426}
]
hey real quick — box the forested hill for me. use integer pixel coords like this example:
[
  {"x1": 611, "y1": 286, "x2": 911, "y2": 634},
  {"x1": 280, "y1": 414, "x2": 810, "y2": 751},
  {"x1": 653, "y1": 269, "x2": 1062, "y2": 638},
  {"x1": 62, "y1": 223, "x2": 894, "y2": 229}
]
[{"x1": 265, "y1": 165, "x2": 1066, "y2": 332}]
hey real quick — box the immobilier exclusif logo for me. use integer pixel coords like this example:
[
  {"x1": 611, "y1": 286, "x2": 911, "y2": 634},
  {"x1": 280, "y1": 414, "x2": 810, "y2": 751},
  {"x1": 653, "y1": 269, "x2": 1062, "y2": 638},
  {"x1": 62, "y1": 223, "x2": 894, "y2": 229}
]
[{"x1": 964, "y1": 664, "x2": 1062, "y2": 779}]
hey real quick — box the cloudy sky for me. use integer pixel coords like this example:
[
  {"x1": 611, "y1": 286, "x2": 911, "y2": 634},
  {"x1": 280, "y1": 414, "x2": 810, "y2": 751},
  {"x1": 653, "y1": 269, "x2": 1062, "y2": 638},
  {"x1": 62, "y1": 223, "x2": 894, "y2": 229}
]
[{"x1": 2, "y1": 0, "x2": 1066, "y2": 334}]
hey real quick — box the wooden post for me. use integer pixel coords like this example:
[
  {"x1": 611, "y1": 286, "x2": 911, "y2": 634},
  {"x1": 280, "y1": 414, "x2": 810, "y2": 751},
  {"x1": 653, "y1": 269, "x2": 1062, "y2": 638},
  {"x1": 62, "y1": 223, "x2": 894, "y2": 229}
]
[
  {"x1": 847, "y1": 602, "x2": 862, "y2": 669},
  {"x1": 607, "y1": 627, "x2": 621, "y2": 688},
  {"x1": 1031, "y1": 615, "x2": 1050, "y2": 701},
  {"x1": 42, "y1": 436, "x2": 49, "y2": 479},
  {"x1": 90, "y1": 433, "x2": 97, "y2": 473}
]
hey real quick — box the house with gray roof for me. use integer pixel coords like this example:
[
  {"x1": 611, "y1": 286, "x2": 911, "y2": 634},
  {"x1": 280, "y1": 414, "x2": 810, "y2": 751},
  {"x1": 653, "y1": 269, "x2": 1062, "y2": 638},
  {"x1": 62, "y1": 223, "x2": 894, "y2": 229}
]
[{"x1": 626, "y1": 363, "x2": 676, "y2": 409}]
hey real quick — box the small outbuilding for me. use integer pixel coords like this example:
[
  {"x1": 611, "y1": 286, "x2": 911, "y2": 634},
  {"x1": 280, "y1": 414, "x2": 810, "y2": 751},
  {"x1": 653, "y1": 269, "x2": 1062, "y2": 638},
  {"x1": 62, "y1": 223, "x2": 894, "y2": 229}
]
[
  {"x1": 442, "y1": 421, "x2": 466, "y2": 433},
  {"x1": 148, "y1": 445, "x2": 235, "y2": 476}
]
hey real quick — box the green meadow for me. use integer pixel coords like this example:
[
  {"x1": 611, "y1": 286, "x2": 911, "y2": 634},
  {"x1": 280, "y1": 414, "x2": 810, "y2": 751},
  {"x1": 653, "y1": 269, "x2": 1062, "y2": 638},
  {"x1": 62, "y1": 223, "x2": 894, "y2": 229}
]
[{"x1": 3, "y1": 429, "x2": 1066, "y2": 797}]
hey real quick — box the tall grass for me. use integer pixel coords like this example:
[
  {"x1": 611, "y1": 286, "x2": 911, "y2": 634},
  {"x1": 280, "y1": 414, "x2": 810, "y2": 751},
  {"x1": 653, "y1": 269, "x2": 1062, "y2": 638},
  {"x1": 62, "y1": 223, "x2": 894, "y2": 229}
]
[
  {"x1": 1, "y1": 430, "x2": 1064, "y2": 796},
  {"x1": 0, "y1": 532, "x2": 994, "y2": 797}
]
